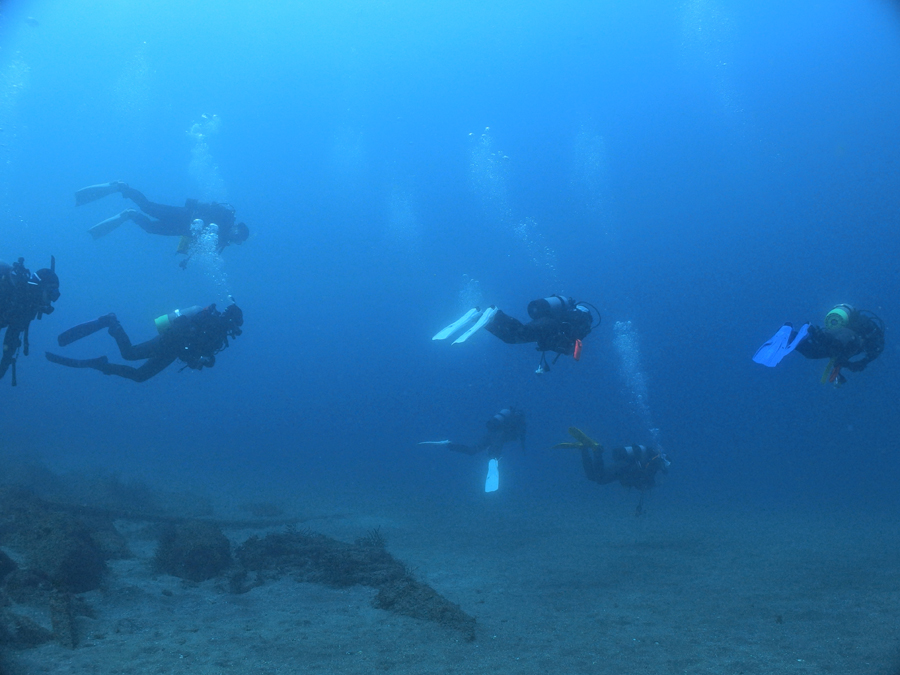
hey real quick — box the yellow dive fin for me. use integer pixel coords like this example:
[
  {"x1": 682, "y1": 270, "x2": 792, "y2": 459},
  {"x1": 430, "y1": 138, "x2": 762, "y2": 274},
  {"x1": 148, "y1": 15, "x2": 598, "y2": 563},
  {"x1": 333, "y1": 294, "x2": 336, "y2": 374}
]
[
  {"x1": 568, "y1": 427, "x2": 599, "y2": 447},
  {"x1": 552, "y1": 427, "x2": 601, "y2": 450},
  {"x1": 820, "y1": 358, "x2": 835, "y2": 384}
]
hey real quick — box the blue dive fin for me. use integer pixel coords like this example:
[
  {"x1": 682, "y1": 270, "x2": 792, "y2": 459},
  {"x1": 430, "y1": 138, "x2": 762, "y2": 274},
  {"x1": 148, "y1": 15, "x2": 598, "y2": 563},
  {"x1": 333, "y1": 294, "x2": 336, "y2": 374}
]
[
  {"x1": 485, "y1": 458, "x2": 499, "y2": 492},
  {"x1": 433, "y1": 308, "x2": 480, "y2": 340},
  {"x1": 752, "y1": 323, "x2": 809, "y2": 367}
]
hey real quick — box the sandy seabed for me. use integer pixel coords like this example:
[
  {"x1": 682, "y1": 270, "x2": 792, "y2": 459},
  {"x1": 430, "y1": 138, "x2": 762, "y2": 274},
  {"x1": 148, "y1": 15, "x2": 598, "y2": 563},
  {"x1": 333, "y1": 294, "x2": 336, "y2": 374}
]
[{"x1": 5, "y1": 486, "x2": 900, "y2": 675}]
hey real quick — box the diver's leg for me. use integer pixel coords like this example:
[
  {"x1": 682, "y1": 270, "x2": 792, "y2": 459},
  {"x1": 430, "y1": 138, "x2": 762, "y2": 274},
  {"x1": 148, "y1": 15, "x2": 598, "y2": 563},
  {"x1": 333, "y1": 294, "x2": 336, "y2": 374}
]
[
  {"x1": 123, "y1": 208, "x2": 152, "y2": 230},
  {"x1": 98, "y1": 357, "x2": 175, "y2": 383},
  {"x1": 1, "y1": 328, "x2": 21, "y2": 379},
  {"x1": 119, "y1": 186, "x2": 191, "y2": 234},
  {"x1": 581, "y1": 448, "x2": 614, "y2": 484},
  {"x1": 127, "y1": 210, "x2": 180, "y2": 236},
  {"x1": 580, "y1": 447, "x2": 599, "y2": 482},
  {"x1": 118, "y1": 186, "x2": 153, "y2": 211},
  {"x1": 135, "y1": 204, "x2": 190, "y2": 235},
  {"x1": 108, "y1": 322, "x2": 160, "y2": 361},
  {"x1": 484, "y1": 311, "x2": 539, "y2": 344},
  {"x1": 794, "y1": 326, "x2": 832, "y2": 360},
  {"x1": 138, "y1": 205, "x2": 189, "y2": 234},
  {"x1": 447, "y1": 443, "x2": 481, "y2": 456}
]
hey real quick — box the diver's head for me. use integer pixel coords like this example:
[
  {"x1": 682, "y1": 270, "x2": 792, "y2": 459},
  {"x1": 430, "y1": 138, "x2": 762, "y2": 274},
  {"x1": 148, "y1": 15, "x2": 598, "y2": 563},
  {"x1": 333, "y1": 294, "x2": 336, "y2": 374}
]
[
  {"x1": 231, "y1": 222, "x2": 249, "y2": 244},
  {"x1": 223, "y1": 303, "x2": 243, "y2": 337},
  {"x1": 825, "y1": 304, "x2": 853, "y2": 331},
  {"x1": 31, "y1": 257, "x2": 59, "y2": 315}
]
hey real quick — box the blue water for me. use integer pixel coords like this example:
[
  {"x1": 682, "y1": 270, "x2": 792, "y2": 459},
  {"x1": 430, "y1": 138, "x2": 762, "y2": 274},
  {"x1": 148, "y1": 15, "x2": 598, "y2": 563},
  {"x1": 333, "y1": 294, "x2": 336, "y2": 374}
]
[{"x1": 1, "y1": 0, "x2": 898, "y2": 511}]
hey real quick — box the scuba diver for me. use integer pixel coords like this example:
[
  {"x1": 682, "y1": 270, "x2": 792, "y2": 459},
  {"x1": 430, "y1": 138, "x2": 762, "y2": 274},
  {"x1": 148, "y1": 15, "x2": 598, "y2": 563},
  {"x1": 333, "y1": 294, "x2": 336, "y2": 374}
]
[
  {"x1": 753, "y1": 304, "x2": 885, "y2": 386},
  {"x1": 0, "y1": 257, "x2": 60, "y2": 386},
  {"x1": 75, "y1": 181, "x2": 250, "y2": 267},
  {"x1": 554, "y1": 427, "x2": 670, "y2": 513},
  {"x1": 419, "y1": 407, "x2": 526, "y2": 492},
  {"x1": 433, "y1": 295, "x2": 599, "y2": 373},
  {"x1": 45, "y1": 303, "x2": 243, "y2": 383}
]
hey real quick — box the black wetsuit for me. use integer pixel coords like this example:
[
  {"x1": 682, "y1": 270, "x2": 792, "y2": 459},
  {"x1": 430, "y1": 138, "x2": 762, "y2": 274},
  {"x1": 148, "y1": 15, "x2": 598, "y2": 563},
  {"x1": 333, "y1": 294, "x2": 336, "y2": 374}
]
[
  {"x1": 581, "y1": 444, "x2": 667, "y2": 490},
  {"x1": 794, "y1": 310, "x2": 884, "y2": 374},
  {"x1": 486, "y1": 296, "x2": 594, "y2": 359},
  {"x1": 47, "y1": 305, "x2": 242, "y2": 383},
  {"x1": 121, "y1": 186, "x2": 239, "y2": 253},
  {"x1": 0, "y1": 260, "x2": 59, "y2": 384},
  {"x1": 449, "y1": 408, "x2": 527, "y2": 460}
]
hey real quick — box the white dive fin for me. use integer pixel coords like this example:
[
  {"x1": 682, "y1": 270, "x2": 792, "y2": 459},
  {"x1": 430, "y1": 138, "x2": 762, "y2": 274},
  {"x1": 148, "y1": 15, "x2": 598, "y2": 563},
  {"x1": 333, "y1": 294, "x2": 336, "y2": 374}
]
[
  {"x1": 418, "y1": 440, "x2": 451, "y2": 446},
  {"x1": 484, "y1": 458, "x2": 499, "y2": 492},
  {"x1": 433, "y1": 308, "x2": 480, "y2": 340},
  {"x1": 453, "y1": 306, "x2": 498, "y2": 344}
]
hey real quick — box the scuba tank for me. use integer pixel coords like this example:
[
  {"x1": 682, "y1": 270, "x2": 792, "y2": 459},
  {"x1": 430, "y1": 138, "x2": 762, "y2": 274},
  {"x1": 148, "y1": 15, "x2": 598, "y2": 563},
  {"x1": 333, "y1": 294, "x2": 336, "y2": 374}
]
[
  {"x1": 154, "y1": 305, "x2": 205, "y2": 333},
  {"x1": 527, "y1": 295, "x2": 597, "y2": 327},
  {"x1": 527, "y1": 295, "x2": 576, "y2": 320}
]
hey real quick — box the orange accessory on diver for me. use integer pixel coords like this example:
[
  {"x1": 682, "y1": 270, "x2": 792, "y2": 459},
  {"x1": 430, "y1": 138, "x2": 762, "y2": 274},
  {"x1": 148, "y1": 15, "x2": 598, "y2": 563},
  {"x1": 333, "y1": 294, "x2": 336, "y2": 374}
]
[{"x1": 573, "y1": 339, "x2": 583, "y2": 361}]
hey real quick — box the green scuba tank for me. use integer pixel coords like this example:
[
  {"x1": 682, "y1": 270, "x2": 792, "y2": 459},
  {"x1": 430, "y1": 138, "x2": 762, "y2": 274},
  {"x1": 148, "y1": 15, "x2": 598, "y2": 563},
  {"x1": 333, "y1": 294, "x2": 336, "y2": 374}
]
[{"x1": 154, "y1": 306, "x2": 204, "y2": 334}]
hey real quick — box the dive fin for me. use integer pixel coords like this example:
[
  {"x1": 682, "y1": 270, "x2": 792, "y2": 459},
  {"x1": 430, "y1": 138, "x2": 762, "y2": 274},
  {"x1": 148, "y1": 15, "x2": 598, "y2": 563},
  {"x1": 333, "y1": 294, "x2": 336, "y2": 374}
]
[
  {"x1": 484, "y1": 458, "x2": 499, "y2": 492},
  {"x1": 88, "y1": 209, "x2": 135, "y2": 240},
  {"x1": 57, "y1": 315, "x2": 116, "y2": 347},
  {"x1": 752, "y1": 323, "x2": 809, "y2": 367},
  {"x1": 75, "y1": 182, "x2": 124, "y2": 207},
  {"x1": 419, "y1": 440, "x2": 472, "y2": 454},
  {"x1": 567, "y1": 427, "x2": 600, "y2": 448},
  {"x1": 45, "y1": 352, "x2": 108, "y2": 369},
  {"x1": 453, "y1": 306, "x2": 498, "y2": 344},
  {"x1": 821, "y1": 358, "x2": 838, "y2": 384},
  {"x1": 433, "y1": 308, "x2": 480, "y2": 340}
]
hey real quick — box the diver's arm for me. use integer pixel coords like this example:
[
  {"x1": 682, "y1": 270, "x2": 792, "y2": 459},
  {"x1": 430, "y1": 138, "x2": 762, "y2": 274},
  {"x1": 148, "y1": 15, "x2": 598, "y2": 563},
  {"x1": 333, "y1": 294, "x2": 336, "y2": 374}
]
[{"x1": 844, "y1": 341, "x2": 881, "y2": 372}]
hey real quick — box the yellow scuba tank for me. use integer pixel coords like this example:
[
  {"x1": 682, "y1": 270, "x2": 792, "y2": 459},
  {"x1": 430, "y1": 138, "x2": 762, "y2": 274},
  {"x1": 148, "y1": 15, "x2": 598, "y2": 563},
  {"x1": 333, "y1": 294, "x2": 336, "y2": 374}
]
[{"x1": 154, "y1": 306, "x2": 204, "y2": 333}]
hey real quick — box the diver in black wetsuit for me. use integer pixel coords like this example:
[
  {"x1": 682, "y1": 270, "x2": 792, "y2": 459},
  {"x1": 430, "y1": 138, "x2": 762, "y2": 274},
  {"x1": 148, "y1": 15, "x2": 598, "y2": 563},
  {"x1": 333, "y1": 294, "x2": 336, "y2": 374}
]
[
  {"x1": 75, "y1": 181, "x2": 249, "y2": 264},
  {"x1": 0, "y1": 257, "x2": 60, "y2": 386},
  {"x1": 434, "y1": 295, "x2": 598, "y2": 373},
  {"x1": 422, "y1": 408, "x2": 527, "y2": 460},
  {"x1": 419, "y1": 407, "x2": 527, "y2": 492},
  {"x1": 487, "y1": 297, "x2": 596, "y2": 373},
  {"x1": 554, "y1": 427, "x2": 670, "y2": 491},
  {"x1": 45, "y1": 303, "x2": 243, "y2": 383},
  {"x1": 794, "y1": 304, "x2": 884, "y2": 386}
]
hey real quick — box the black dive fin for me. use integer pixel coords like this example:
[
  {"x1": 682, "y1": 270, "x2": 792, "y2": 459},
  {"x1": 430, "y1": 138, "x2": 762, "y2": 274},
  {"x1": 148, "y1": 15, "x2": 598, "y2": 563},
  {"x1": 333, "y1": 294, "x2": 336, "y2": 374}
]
[
  {"x1": 45, "y1": 352, "x2": 108, "y2": 369},
  {"x1": 75, "y1": 182, "x2": 123, "y2": 206},
  {"x1": 57, "y1": 316, "x2": 112, "y2": 347}
]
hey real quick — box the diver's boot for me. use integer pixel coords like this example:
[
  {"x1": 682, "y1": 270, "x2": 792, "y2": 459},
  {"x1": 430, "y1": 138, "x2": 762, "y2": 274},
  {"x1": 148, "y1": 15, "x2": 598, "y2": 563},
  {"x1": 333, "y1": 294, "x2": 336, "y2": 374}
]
[
  {"x1": 88, "y1": 209, "x2": 136, "y2": 240},
  {"x1": 46, "y1": 353, "x2": 109, "y2": 370}
]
